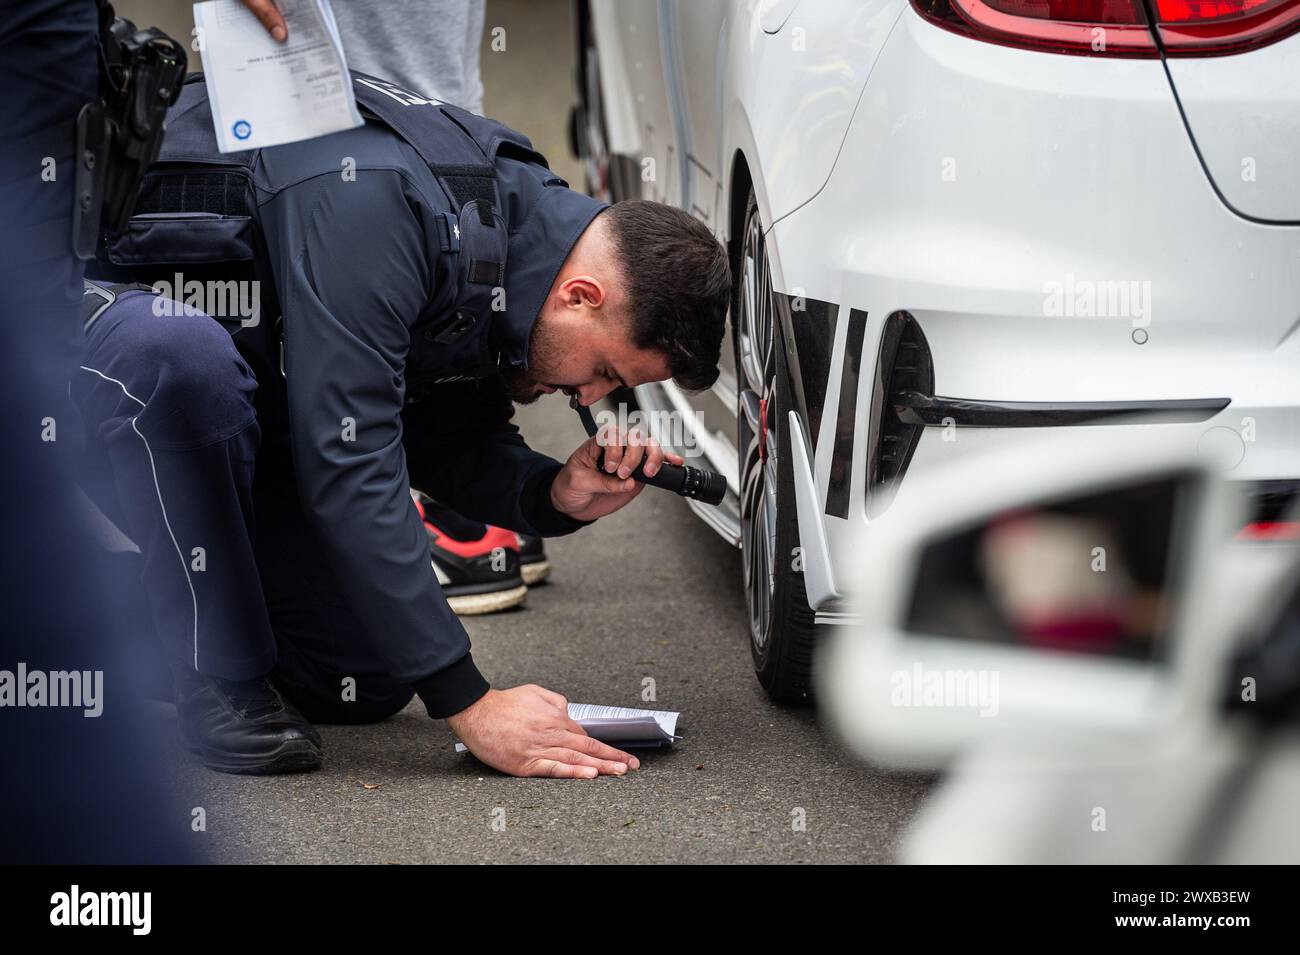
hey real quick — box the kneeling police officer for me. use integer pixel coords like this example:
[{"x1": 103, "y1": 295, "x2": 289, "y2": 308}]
[{"x1": 78, "y1": 72, "x2": 730, "y2": 777}]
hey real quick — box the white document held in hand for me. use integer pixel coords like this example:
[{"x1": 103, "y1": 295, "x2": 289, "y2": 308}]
[
  {"x1": 454, "y1": 703, "x2": 681, "y2": 753},
  {"x1": 193, "y1": 0, "x2": 362, "y2": 153}
]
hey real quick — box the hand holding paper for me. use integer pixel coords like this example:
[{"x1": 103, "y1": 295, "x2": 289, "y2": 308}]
[
  {"x1": 447, "y1": 686, "x2": 646, "y2": 779},
  {"x1": 238, "y1": 0, "x2": 289, "y2": 41},
  {"x1": 453, "y1": 699, "x2": 681, "y2": 756},
  {"x1": 194, "y1": 0, "x2": 361, "y2": 153}
]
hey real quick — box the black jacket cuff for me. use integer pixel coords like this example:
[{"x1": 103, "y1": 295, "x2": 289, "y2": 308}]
[
  {"x1": 412, "y1": 653, "x2": 490, "y2": 719},
  {"x1": 520, "y1": 464, "x2": 594, "y2": 537}
]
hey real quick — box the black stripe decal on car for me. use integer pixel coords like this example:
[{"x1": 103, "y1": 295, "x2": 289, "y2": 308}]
[
  {"x1": 773, "y1": 293, "x2": 837, "y2": 452},
  {"x1": 892, "y1": 393, "x2": 1229, "y2": 427},
  {"x1": 825, "y1": 309, "x2": 869, "y2": 520}
]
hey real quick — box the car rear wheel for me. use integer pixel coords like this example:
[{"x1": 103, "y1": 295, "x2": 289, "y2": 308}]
[{"x1": 734, "y1": 192, "x2": 818, "y2": 703}]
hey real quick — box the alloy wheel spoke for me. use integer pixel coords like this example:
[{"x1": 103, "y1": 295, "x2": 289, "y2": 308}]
[
  {"x1": 737, "y1": 209, "x2": 779, "y2": 649},
  {"x1": 739, "y1": 388, "x2": 761, "y2": 431}
]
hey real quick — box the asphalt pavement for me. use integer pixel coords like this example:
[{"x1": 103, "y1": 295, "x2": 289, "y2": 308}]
[{"x1": 166, "y1": 397, "x2": 931, "y2": 863}]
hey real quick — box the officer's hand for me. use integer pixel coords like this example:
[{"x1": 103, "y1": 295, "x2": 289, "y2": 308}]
[
  {"x1": 550, "y1": 427, "x2": 685, "y2": 522},
  {"x1": 240, "y1": 0, "x2": 288, "y2": 41},
  {"x1": 447, "y1": 686, "x2": 640, "y2": 778}
]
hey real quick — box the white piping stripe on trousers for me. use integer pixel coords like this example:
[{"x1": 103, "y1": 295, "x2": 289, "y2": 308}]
[{"x1": 78, "y1": 365, "x2": 200, "y2": 670}]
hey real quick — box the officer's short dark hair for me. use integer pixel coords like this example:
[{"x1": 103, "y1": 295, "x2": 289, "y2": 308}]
[{"x1": 603, "y1": 200, "x2": 731, "y2": 392}]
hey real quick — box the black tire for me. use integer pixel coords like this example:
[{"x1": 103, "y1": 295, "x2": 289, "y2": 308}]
[{"x1": 733, "y1": 191, "x2": 818, "y2": 703}]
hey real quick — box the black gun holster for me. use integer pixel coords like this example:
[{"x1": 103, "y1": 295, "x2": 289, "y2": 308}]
[{"x1": 71, "y1": 2, "x2": 187, "y2": 260}]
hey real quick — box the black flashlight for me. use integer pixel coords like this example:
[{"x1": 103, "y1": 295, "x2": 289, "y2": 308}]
[{"x1": 570, "y1": 397, "x2": 728, "y2": 506}]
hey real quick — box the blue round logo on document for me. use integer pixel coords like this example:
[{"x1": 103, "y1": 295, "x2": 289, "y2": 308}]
[{"x1": 232, "y1": 120, "x2": 252, "y2": 140}]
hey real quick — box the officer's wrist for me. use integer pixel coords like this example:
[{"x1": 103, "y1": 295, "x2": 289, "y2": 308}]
[
  {"x1": 446, "y1": 687, "x2": 496, "y2": 734},
  {"x1": 412, "y1": 653, "x2": 490, "y2": 719},
  {"x1": 522, "y1": 465, "x2": 593, "y2": 536}
]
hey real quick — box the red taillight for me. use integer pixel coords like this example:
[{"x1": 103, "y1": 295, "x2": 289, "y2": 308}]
[
  {"x1": 913, "y1": 0, "x2": 1157, "y2": 54},
  {"x1": 1156, "y1": 0, "x2": 1274, "y2": 18},
  {"x1": 983, "y1": 0, "x2": 1144, "y2": 18},
  {"x1": 1156, "y1": 0, "x2": 1300, "y2": 54},
  {"x1": 912, "y1": 0, "x2": 1300, "y2": 54}
]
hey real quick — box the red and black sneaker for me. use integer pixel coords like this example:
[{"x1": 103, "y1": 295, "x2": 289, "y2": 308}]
[
  {"x1": 516, "y1": 532, "x2": 550, "y2": 585},
  {"x1": 412, "y1": 492, "x2": 527, "y2": 615}
]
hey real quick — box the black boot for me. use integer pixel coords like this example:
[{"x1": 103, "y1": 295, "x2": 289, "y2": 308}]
[{"x1": 173, "y1": 667, "x2": 322, "y2": 774}]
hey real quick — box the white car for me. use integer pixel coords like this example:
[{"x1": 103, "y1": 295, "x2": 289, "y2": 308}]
[{"x1": 571, "y1": 0, "x2": 1300, "y2": 702}]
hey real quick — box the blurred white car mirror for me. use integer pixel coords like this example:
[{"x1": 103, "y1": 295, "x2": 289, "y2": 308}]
[{"x1": 819, "y1": 426, "x2": 1256, "y2": 771}]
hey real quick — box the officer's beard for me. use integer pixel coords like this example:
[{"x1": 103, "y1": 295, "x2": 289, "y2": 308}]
[
  {"x1": 500, "y1": 313, "x2": 565, "y2": 404},
  {"x1": 500, "y1": 363, "x2": 542, "y2": 404}
]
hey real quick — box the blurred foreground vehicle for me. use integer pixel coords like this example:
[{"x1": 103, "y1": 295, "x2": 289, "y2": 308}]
[
  {"x1": 573, "y1": 0, "x2": 1300, "y2": 702},
  {"x1": 820, "y1": 429, "x2": 1300, "y2": 863}
]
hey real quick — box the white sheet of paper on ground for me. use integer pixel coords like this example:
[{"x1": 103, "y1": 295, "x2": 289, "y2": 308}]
[
  {"x1": 454, "y1": 702, "x2": 681, "y2": 753},
  {"x1": 193, "y1": 0, "x2": 362, "y2": 153}
]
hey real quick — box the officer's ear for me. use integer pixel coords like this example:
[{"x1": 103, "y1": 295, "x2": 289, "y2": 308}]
[{"x1": 559, "y1": 275, "x2": 605, "y2": 311}]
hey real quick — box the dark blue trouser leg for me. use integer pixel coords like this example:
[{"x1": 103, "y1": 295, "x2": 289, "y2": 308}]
[
  {"x1": 73, "y1": 290, "x2": 277, "y2": 679},
  {"x1": 75, "y1": 290, "x2": 414, "y2": 721},
  {"x1": 253, "y1": 437, "x2": 415, "y2": 723}
]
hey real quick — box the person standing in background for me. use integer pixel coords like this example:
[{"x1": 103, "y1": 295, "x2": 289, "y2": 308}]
[
  {"x1": 243, "y1": 0, "x2": 486, "y2": 112},
  {"x1": 332, "y1": 0, "x2": 486, "y2": 113}
]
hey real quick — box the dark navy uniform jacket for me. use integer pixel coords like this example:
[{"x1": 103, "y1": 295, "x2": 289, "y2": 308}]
[{"x1": 249, "y1": 117, "x2": 607, "y2": 716}]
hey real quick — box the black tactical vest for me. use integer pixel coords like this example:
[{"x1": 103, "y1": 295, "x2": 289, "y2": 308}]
[{"x1": 93, "y1": 71, "x2": 552, "y2": 401}]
